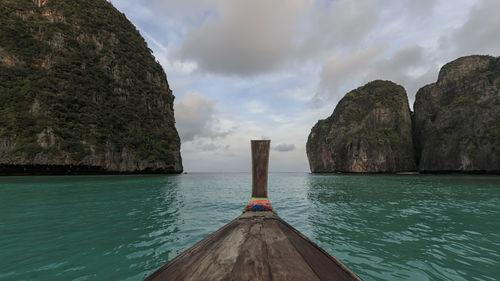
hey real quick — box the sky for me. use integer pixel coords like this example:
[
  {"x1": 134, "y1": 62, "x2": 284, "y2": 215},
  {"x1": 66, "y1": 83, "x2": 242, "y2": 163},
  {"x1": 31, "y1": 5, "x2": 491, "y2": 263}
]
[{"x1": 109, "y1": 0, "x2": 500, "y2": 172}]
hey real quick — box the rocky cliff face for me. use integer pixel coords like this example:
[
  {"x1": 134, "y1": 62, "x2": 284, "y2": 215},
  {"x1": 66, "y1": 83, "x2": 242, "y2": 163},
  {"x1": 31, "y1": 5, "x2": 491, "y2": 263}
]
[
  {"x1": 307, "y1": 80, "x2": 416, "y2": 173},
  {"x1": 0, "y1": 0, "x2": 182, "y2": 174},
  {"x1": 413, "y1": 55, "x2": 500, "y2": 173}
]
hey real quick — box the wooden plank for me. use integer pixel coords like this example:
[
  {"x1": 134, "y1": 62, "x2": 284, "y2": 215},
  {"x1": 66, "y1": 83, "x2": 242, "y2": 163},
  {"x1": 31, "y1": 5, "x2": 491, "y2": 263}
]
[
  {"x1": 146, "y1": 213, "x2": 362, "y2": 281},
  {"x1": 186, "y1": 220, "x2": 250, "y2": 280},
  {"x1": 251, "y1": 140, "x2": 270, "y2": 198},
  {"x1": 145, "y1": 218, "x2": 241, "y2": 281},
  {"x1": 230, "y1": 220, "x2": 272, "y2": 281},
  {"x1": 262, "y1": 219, "x2": 321, "y2": 281},
  {"x1": 277, "y1": 218, "x2": 362, "y2": 281}
]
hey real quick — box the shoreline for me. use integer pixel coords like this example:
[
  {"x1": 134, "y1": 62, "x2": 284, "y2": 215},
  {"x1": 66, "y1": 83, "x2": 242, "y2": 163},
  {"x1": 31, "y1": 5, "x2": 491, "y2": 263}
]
[
  {"x1": 0, "y1": 164, "x2": 183, "y2": 176},
  {"x1": 310, "y1": 170, "x2": 500, "y2": 175}
]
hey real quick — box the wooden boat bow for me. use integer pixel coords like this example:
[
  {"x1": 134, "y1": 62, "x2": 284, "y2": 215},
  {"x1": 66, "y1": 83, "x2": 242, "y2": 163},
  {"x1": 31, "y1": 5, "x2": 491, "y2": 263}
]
[{"x1": 145, "y1": 140, "x2": 362, "y2": 281}]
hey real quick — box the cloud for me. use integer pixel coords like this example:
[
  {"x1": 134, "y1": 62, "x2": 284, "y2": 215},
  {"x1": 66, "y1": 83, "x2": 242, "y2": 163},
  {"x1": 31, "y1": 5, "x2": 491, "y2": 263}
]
[
  {"x1": 195, "y1": 141, "x2": 230, "y2": 152},
  {"x1": 177, "y1": 0, "x2": 309, "y2": 76},
  {"x1": 316, "y1": 45, "x2": 440, "y2": 107},
  {"x1": 197, "y1": 142, "x2": 218, "y2": 151},
  {"x1": 113, "y1": 0, "x2": 215, "y2": 24},
  {"x1": 405, "y1": 0, "x2": 437, "y2": 18},
  {"x1": 273, "y1": 143, "x2": 296, "y2": 152},
  {"x1": 314, "y1": 47, "x2": 385, "y2": 105},
  {"x1": 149, "y1": 0, "x2": 212, "y2": 18},
  {"x1": 278, "y1": 87, "x2": 314, "y2": 102},
  {"x1": 365, "y1": 45, "x2": 439, "y2": 100},
  {"x1": 175, "y1": 0, "x2": 381, "y2": 76},
  {"x1": 377, "y1": 0, "x2": 437, "y2": 20},
  {"x1": 175, "y1": 92, "x2": 230, "y2": 142},
  {"x1": 246, "y1": 100, "x2": 268, "y2": 114},
  {"x1": 440, "y1": 0, "x2": 500, "y2": 57},
  {"x1": 299, "y1": 0, "x2": 378, "y2": 58}
]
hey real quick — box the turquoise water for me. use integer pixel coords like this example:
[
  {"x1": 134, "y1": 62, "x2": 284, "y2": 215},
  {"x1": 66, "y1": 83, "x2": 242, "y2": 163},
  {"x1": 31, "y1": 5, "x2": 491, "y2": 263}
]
[{"x1": 0, "y1": 174, "x2": 499, "y2": 281}]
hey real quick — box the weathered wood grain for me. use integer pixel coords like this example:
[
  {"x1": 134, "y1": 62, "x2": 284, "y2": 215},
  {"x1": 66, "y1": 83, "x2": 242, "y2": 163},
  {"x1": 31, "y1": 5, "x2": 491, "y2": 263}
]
[
  {"x1": 145, "y1": 212, "x2": 362, "y2": 281},
  {"x1": 262, "y1": 219, "x2": 321, "y2": 281},
  {"x1": 277, "y1": 219, "x2": 360, "y2": 281},
  {"x1": 251, "y1": 140, "x2": 270, "y2": 198}
]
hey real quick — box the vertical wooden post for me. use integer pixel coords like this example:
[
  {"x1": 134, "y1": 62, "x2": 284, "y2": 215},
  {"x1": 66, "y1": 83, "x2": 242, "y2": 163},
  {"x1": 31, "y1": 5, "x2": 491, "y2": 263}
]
[{"x1": 251, "y1": 140, "x2": 270, "y2": 198}]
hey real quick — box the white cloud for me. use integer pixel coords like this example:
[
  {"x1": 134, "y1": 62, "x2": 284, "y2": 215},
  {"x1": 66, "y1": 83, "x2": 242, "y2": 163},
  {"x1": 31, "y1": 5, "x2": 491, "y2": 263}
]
[
  {"x1": 175, "y1": 92, "x2": 230, "y2": 142},
  {"x1": 405, "y1": 0, "x2": 437, "y2": 18},
  {"x1": 175, "y1": 0, "x2": 382, "y2": 76},
  {"x1": 177, "y1": 0, "x2": 310, "y2": 76},
  {"x1": 365, "y1": 45, "x2": 439, "y2": 100},
  {"x1": 315, "y1": 44, "x2": 441, "y2": 107},
  {"x1": 273, "y1": 144, "x2": 296, "y2": 152},
  {"x1": 299, "y1": 0, "x2": 378, "y2": 58},
  {"x1": 246, "y1": 100, "x2": 268, "y2": 114},
  {"x1": 440, "y1": 0, "x2": 500, "y2": 57},
  {"x1": 278, "y1": 87, "x2": 314, "y2": 102},
  {"x1": 315, "y1": 47, "x2": 385, "y2": 105}
]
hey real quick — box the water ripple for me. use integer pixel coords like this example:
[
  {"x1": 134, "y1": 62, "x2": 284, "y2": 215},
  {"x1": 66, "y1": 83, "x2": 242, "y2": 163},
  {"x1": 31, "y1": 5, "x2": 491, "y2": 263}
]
[{"x1": 0, "y1": 173, "x2": 499, "y2": 280}]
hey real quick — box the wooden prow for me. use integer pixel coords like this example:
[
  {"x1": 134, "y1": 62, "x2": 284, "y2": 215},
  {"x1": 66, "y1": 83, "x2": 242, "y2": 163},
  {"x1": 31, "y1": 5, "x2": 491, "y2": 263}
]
[
  {"x1": 251, "y1": 140, "x2": 270, "y2": 198},
  {"x1": 145, "y1": 139, "x2": 363, "y2": 281}
]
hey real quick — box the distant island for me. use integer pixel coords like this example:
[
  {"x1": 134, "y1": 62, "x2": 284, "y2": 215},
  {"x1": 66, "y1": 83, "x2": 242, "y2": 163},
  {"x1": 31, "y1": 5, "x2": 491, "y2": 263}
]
[
  {"x1": 307, "y1": 55, "x2": 500, "y2": 174},
  {"x1": 0, "y1": 0, "x2": 182, "y2": 175}
]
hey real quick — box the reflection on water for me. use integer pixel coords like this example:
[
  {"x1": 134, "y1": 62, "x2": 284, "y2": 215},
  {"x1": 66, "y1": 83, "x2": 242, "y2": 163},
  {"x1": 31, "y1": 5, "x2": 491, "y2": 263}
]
[
  {"x1": 0, "y1": 174, "x2": 499, "y2": 281},
  {"x1": 0, "y1": 175, "x2": 184, "y2": 280},
  {"x1": 305, "y1": 175, "x2": 500, "y2": 281}
]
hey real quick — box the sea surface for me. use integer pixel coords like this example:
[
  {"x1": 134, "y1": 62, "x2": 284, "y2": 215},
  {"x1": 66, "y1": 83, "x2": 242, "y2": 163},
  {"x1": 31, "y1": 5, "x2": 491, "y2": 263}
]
[{"x1": 0, "y1": 173, "x2": 499, "y2": 281}]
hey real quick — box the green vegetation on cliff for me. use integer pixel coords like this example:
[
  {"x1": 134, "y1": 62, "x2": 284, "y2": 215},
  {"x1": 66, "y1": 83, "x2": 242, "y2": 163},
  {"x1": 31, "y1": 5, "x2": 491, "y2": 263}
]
[
  {"x1": 307, "y1": 80, "x2": 416, "y2": 173},
  {"x1": 333, "y1": 80, "x2": 409, "y2": 124},
  {"x1": 308, "y1": 56, "x2": 500, "y2": 174},
  {"x1": 0, "y1": 0, "x2": 182, "y2": 172},
  {"x1": 413, "y1": 55, "x2": 500, "y2": 172}
]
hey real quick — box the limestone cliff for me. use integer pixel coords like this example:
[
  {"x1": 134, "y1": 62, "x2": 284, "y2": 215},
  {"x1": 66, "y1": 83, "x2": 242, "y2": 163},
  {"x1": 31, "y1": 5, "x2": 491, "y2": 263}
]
[
  {"x1": 413, "y1": 55, "x2": 500, "y2": 173},
  {"x1": 0, "y1": 0, "x2": 182, "y2": 174},
  {"x1": 307, "y1": 80, "x2": 416, "y2": 173}
]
